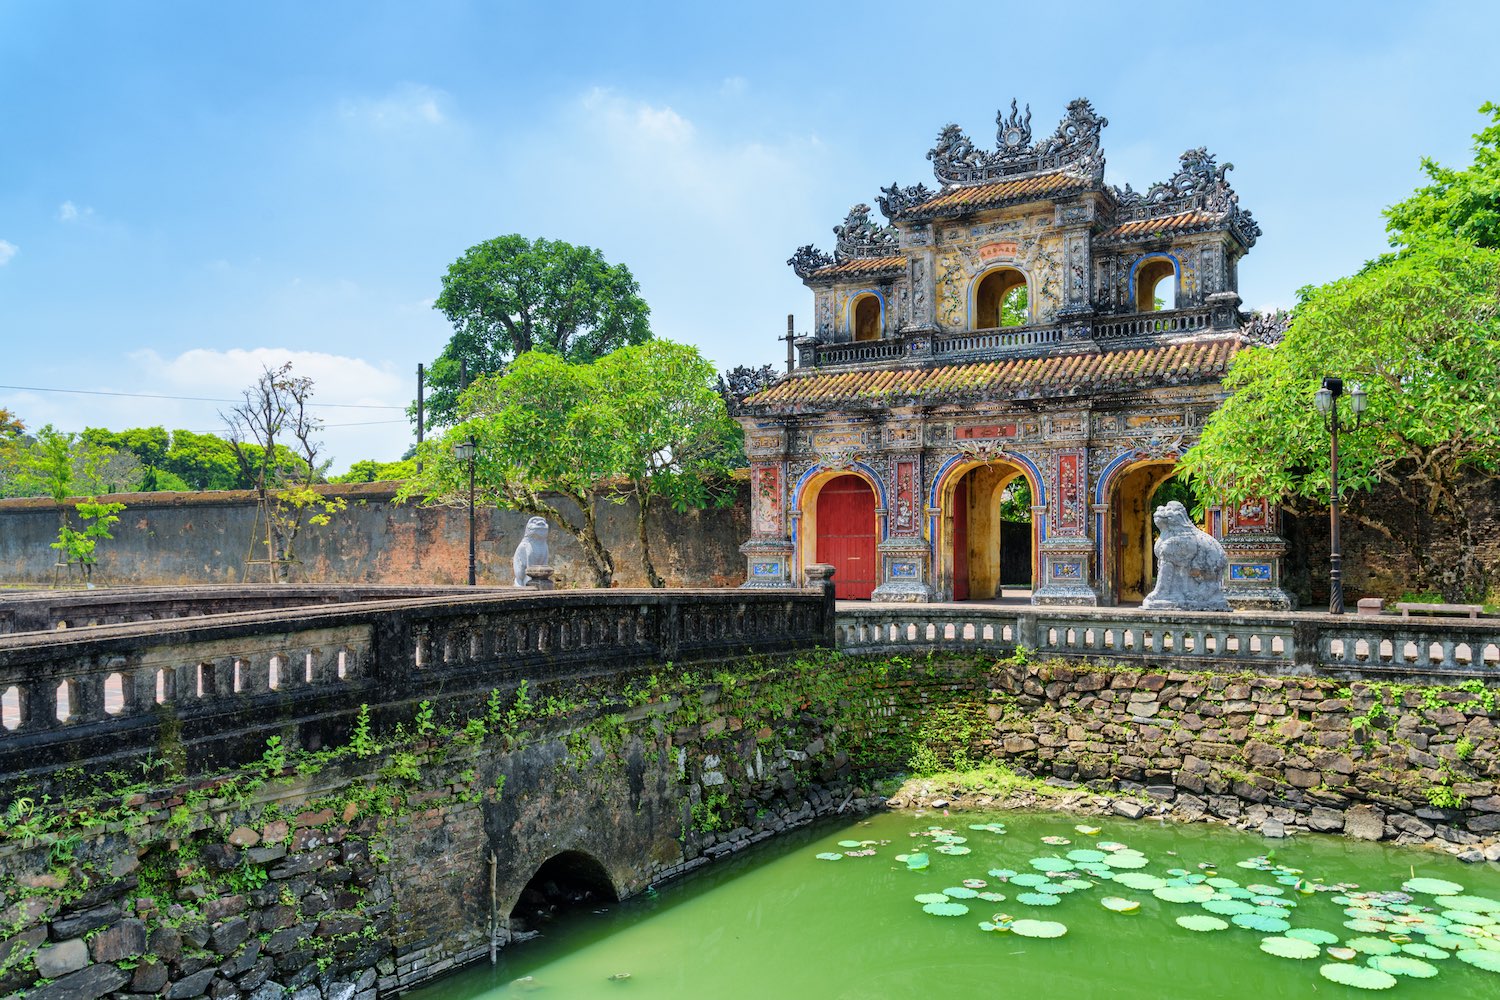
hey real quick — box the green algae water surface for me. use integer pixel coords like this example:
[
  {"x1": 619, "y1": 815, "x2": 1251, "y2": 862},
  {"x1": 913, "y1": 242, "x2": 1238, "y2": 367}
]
[{"x1": 408, "y1": 810, "x2": 1500, "y2": 1000}]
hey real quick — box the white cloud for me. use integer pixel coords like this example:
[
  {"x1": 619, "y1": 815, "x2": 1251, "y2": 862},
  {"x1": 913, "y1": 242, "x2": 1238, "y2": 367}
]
[
  {"x1": 0, "y1": 240, "x2": 15, "y2": 266},
  {"x1": 57, "y1": 200, "x2": 95, "y2": 223},
  {"x1": 340, "y1": 83, "x2": 448, "y2": 129}
]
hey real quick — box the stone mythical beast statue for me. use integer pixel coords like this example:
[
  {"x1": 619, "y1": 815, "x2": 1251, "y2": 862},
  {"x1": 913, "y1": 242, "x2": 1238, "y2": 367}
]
[
  {"x1": 1141, "y1": 501, "x2": 1231, "y2": 612},
  {"x1": 512, "y1": 516, "x2": 550, "y2": 588}
]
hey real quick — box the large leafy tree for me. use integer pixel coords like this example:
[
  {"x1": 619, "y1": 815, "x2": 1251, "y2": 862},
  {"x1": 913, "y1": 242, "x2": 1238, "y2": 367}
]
[
  {"x1": 398, "y1": 341, "x2": 740, "y2": 588},
  {"x1": 424, "y1": 235, "x2": 653, "y2": 426},
  {"x1": 399, "y1": 351, "x2": 622, "y2": 586},
  {"x1": 595, "y1": 341, "x2": 740, "y2": 587},
  {"x1": 1181, "y1": 239, "x2": 1500, "y2": 598},
  {"x1": 1385, "y1": 103, "x2": 1500, "y2": 251}
]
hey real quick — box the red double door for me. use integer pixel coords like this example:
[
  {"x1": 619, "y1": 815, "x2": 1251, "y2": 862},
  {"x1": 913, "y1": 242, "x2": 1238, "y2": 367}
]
[{"x1": 815, "y1": 475, "x2": 877, "y2": 600}]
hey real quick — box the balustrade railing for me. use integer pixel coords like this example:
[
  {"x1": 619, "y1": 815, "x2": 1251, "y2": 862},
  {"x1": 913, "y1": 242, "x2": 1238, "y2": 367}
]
[
  {"x1": 0, "y1": 588, "x2": 834, "y2": 780},
  {"x1": 933, "y1": 325, "x2": 1063, "y2": 357},
  {"x1": 836, "y1": 606, "x2": 1500, "y2": 677},
  {"x1": 1093, "y1": 307, "x2": 1211, "y2": 341}
]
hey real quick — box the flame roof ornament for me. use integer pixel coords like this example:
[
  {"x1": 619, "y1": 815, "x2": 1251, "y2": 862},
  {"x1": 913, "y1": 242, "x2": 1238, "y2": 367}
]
[
  {"x1": 1114, "y1": 147, "x2": 1262, "y2": 247},
  {"x1": 927, "y1": 98, "x2": 1108, "y2": 187}
]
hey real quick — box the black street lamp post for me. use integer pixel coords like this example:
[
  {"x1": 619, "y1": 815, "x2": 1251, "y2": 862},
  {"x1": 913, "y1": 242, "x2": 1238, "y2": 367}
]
[
  {"x1": 1312, "y1": 376, "x2": 1366, "y2": 614},
  {"x1": 453, "y1": 436, "x2": 479, "y2": 586}
]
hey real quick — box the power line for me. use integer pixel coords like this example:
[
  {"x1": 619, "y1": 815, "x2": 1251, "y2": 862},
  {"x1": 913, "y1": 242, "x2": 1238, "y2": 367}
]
[{"x1": 0, "y1": 383, "x2": 406, "y2": 410}]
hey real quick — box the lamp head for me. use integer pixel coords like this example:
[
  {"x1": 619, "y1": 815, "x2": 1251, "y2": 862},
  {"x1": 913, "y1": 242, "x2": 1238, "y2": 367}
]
[
  {"x1": 1349, "y1": 383, "x2": 1368, "y2": 416},
  {"x1": 1313, "y1": 386, "x2": 1334, "y2": 415},
  {"x1": 453, "y1": 437, "x2": 477, "y2": 463}
]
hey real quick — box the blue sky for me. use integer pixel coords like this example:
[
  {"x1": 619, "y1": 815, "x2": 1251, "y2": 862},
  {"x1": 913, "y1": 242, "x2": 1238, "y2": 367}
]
[{"x1": 1, "y1": 0, "x2": 1495, "y2": 471}]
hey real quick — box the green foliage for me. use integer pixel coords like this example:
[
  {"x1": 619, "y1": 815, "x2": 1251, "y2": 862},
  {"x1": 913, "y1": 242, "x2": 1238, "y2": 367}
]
[
  {"x1": 1426, "y1": 781, "x2": 1467, "y2": 809},
  {"x1": 261, "y1": 736, "x2": 287, "y2": 773},
  {"x1": 1182, "y1": 240, "x2": 1500, "y2": 598},
  {"x1": 414, "y1": 700, "x2": 436, "y2": 738},
  {"x1": 691, "y1": 790, "x2": 732, "y2": 833},
  {"x1": 424, "y1": 234, "x2": 653, "y2": 427},
  {"x1": 51, "y1": 498, "x2": 126, "y2": 569},
  {"x1": 999, "y1": 478, "x2": 1032, "y2": 523},
  {"x1": 350, "y1": 703, "x2": 380, "y2": 758},
  {"x1": 1455, "y1": 735, "x2": 1476, "y2": 761},
  {"x1": 999, "y1": 284, "x2": 1029, "y2": 327},
  {"x1": 1385, "y1": 103, "x2": 1500, "y2": 252},
  {"x1": 329, "y1": 458, "x2": 417, "y2": 484}
]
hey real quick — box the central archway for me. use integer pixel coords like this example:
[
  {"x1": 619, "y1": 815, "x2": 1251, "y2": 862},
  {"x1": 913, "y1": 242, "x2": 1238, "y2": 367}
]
[{"x1": 939, "y1": 459, "x2": 1038, "y2": 601}]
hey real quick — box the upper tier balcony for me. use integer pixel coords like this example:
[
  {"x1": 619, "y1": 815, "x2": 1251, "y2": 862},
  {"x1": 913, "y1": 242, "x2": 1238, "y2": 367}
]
[{"x1": 799, "y1": 306, "x2": 1220, "y2": 370}]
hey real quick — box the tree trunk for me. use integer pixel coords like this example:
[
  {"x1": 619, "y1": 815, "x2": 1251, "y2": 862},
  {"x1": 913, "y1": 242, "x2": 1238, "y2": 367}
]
[
  {"x1": 576, "y1": 496, "x2": 615, "y2": 587},
  {"x1": 636, "y1": 489, "x2": 664, "y2": 588}
]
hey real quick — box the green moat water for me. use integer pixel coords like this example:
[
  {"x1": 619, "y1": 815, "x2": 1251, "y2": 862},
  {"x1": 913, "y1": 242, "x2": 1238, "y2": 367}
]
[{"x1": 409, "y1": 810, "x2": 1500, "y2": 1000}]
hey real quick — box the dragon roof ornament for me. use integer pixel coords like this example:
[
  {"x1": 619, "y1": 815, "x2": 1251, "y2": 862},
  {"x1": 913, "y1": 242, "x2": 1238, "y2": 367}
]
[
  {"x1": 832, "y1": 203, "x2": 901, "y2": 261},
  {"x1": 876, "y1": 181, "x2": 934, "y2": 221},
  {"x1": 927, "y1": 98, "x2": 1108, "y2": 187},
  {"x1": 1113, "y1": 147, "x2": 1263, "y2": 247},
  {"x1": 787, "y1": 244, "x2": 836, "y2": 279}
]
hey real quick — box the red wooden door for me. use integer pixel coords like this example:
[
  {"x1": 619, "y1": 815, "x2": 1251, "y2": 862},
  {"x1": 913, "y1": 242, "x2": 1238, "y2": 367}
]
[
  {"x1": 953, "y1": 476, "x2": 970, "y2": 601},
  {"x1": 815, "y1": 475, "x2": 877, "y2": 600}
]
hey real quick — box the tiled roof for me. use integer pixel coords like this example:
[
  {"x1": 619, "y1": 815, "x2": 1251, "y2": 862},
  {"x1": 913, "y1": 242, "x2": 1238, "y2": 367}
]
[
  {"x1": 907, "y1": 170, "x2": 1090, "y2": 217},
  {"x1": 807, "y1": 255, "x2": 908, "y2": 279},
  {"x1": 1101, "y1": 210, "x2": 1222, "y2": 242},
  {"x1": 744, "y1": 337, "x2": 1239, "y2": 408}
]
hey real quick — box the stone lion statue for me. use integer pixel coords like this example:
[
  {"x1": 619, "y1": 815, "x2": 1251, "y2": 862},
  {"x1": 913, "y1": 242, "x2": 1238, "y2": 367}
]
[
  {"x1": 512, "y1": 517, "x2": 550, "y2": 588},
  {"x1": 1141, "y1": 501, "x2": 1231, "y2": 611}
]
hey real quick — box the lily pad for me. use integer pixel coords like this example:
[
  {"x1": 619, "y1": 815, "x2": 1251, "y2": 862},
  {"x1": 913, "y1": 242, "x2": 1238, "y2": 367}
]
[
  {"x1": 1328, "y1": 947, "x2": 1358, "y2": 961},
  {"x1": 943, "y1": 886, "x2": 979, "y2": 899},
  {"x1": 1101, "y1": 896, "x2": 1140, "y2": 913},
  {"x1": 905, "y1": 853, "x2": 930, "y2": 870},
  {"x1": 1067, "y1": 849, "x2": 1109, "y2": 864},
  {"x1": 815, "y1": 852, "x2": 844, "y2": 861},
  {"x1": 1400, "y1": 942, "x2": 1449, "y2": 960},
  {"x1": 1232, "y1": 913, "x2": 1291, "y2": 933},
  {"x1": 1203, "y1": 899, "x2": 1255, "y2": 916},
  {"x1": 1443, "y1": 910, "x2": 1496, "y2": 926},
  {"x1": 914, "y1": 893, "x2": 950, "y2": 904},
  {"x1": 837, "y1": 840, "x2": 862, "y2": 848},
  {"x1": 1207, "y1": 877, "x2": 1240, "y2": 890},
  {"x1": 1113, "y1": 872, "x2": 1168, "y2": 891},
  {"x1": 1422, "y1": 932, "x2": 1472, "y2": 951},
  {"x1": 1029, "y1": 857, "x2": 1075, "y2": 872},
  {"x1": 922, "y1": 901, "x2": 970, "y2": 917},
  {"x1": 1041, "y1": 835, "x2": 1071, "y2": 846},
  {"x1": 1444, "y1": 895, "x2": 1500, "y2": 914},
  {"x1": 1260, "y1": 936, "x2": 1321, "y2": 960},
  {"x1": 962, "y1": 879, "x2": 988, "y2": 889},
  {"x1": 1286, "y1": 928, "x2": 1340, "y2": 945},
  {"x1": 935, "y1": 845, "x2": 972, "y2": 856},
  {"x1": 1101, "y1": 854, "x2": 1149, "y2": 870},
  {"x1": 987, "y1": 868, "x2": 1017, "y2": 880},
  {"x1": 1009, "y1": 873, "x2": 1049, "y2": 888},
  {"x1": 1016, "y1": 892, "x2": 1060, "y2": 906},
  {"x1": 1347, "y1": 937, "x2": 1400, "y2": 956},
  {"x1": 977, "y1": 892, "x2": 1007, "y2": 903},
  {"x1": 1074, "y1": 824, "x2": 1101, "y2": 835},
  {"x1": 1457, "y1": 949, "x2": 1500, "y2": 972},
  {"x1": 1367, "y1": 955, "x2": 1439, "y2": 978},
  {"x1": 1011, "y1": 919, "x2": 1067, "y2": 938},
  {"x1": 1176, "y1": 915, "x2": 1229, "y2": 932},
  {"x1": 1402, "y1": 877, "x2": 1464, "y2": 896},
  {"x1": 1319, "y1": 964, "x2": 1398, "y2": 989},
  {"x1": 1155, "y1": 885, "x2": 1215, "y2": 904}
]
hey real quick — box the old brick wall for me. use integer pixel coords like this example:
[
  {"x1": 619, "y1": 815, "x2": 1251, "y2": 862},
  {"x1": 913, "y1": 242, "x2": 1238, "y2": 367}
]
[{"x1": 0, "y1": 482, "x2": 749, "y2": 590}]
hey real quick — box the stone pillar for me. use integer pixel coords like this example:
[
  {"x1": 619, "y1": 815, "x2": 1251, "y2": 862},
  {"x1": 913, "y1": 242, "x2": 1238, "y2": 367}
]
[
  {"x1": 1031, "y1": 448, "x2": 1100, "y2": 606},
  {"x1": 739, "y1": 439, "x2": 797, "y2": 589},
  {"x1": 871, "y1": 447, "x2": 933, "y2": 602},
  {"x1": 1055, "y1": 199, "x2": 1096, "y2": 319},
  {"x1": 1216, "y1": 497, "x2": 1294, "y2": 610},
  {"x1": 901, "y1": 224, "x2": 938, "y2": 333}
]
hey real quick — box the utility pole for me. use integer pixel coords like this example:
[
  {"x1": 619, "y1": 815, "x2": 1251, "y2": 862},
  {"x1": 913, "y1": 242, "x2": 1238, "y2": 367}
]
[
  {"x1": 778, "y1": 314, "x2": 797, "y2": 373},
  {"x1": 415, "y1": 363, "x2": 425, "y2": 473}
]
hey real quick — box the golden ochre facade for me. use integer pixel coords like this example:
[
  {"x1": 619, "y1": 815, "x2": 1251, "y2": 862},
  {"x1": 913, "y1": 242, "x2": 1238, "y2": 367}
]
[{"x1": 735, "y1": 99, "x2": 1292, "y2": 608}]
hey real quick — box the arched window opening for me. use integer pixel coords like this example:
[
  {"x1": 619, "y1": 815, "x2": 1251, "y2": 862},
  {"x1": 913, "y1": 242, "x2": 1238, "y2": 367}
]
[
  {"x1": 852, "y1": 295, "x2": 881, "y2": 342},
  {"x1": 512, "y1": 851, "x2": 619, "y2": 936},
  {"x1": 974, "y1": 269, "x2": 1028, "y2": 329},
  {"x1": 1135, "y1": 258, "x2": 1177, "y2": 312}
]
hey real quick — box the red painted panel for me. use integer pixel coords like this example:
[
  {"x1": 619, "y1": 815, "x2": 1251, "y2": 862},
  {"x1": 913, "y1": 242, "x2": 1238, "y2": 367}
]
[
  {"x1": 953, "y1": 476, "x2": 970, "y2": 602},
  {"x1": 815, "y1": 475, "x2": 877, "y2": 600}
]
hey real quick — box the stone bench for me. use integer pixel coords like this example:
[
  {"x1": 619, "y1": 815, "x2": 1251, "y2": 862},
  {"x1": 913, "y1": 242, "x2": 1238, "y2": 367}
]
[{"x1": 1395, "y1": 601, "x2": 1484, "y2": 620}]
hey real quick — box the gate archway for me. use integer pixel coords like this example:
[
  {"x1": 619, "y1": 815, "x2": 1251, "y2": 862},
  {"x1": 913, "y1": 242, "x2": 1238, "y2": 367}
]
[
  {"x1": 936, "y1": 458, "x2": 1039, "y2": 601},
  {"x1": 811, "y1": 474, "x2": 878, "y2": 600},
  {"x1": 1108, "y1": 460, "x2": 1185, "y2": 603}
]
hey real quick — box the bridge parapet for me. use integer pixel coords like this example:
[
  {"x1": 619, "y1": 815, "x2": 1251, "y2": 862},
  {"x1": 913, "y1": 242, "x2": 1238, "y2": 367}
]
[
  {"x1": 0, "y1": 587, "x2": 833, "y2": 785},
  {"x1": 837, "y1": 605, "x2": 1500, "y2": 680}
]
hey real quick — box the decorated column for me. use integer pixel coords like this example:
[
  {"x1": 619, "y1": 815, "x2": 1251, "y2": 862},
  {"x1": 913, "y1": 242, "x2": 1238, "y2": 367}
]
[
  {"x1": 738, "y1": 426, "x2": 795, "y2": 589},
  {"x1": 1032, "y1": 446, "x2": 1100, "y2": 605},
  {"x1": 1216, "y1": 496, "x2": 1294, "y2": 609}
]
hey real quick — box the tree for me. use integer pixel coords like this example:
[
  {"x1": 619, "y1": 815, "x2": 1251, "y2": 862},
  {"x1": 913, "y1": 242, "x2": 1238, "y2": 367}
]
[
  {"x1": 222, "y1": 364, "x2": 344, "y2": 581},
  {"x1": 398, "y1": 351, "x2": 622, "y2": 586},
  {"x1": 331, "y1": 458, "x2": 417, "y2": 483},
  {"x1": 162, "y1": 429, "x2": 250, "y2": 491},
  {"x1": 51, "y1": 499, "x2": 127, "y2": 586},
  {"x1": 595, "y1": 341, "x2": 741, "y2": 587},
  {"x1": 1181, "y1": 238, "x2": 1500, "y2": 599},
  {"x1": 1385, "y1": 103, "x2": 1500, "y2": 251},
  {"x1": 423, "y1": 235, "x2": 653, "y2": 426}
]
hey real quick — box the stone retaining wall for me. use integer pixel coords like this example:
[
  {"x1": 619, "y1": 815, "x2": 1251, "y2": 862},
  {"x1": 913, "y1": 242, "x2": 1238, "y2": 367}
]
[
  {"x1": 985, "y1": 660, "x2": 1500, "y2": 860},
  {"x1": 0, "y1": 653, "x2": 946, "y2": 1000}
]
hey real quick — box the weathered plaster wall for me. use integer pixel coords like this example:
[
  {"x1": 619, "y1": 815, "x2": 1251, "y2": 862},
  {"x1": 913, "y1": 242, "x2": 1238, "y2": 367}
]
[{"x1": 0, "y1": 483, "x2": 748, "y2": 590}]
